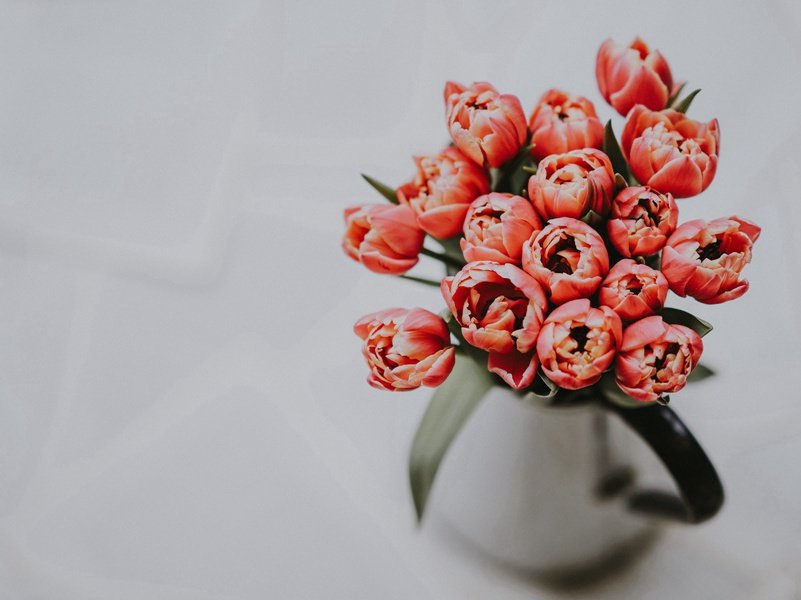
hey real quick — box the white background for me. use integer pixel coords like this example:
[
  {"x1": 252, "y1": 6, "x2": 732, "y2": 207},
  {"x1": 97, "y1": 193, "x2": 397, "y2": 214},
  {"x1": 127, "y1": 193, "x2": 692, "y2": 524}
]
[{"x1": 1, "y1": 0, "x2": 800, "y2": 598}]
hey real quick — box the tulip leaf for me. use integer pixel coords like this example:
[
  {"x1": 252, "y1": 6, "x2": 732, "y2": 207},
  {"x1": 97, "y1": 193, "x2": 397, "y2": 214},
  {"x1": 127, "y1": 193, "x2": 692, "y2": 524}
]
[
  {"x1": 527, "y1": 369, "x2": 559, "y2": 400},
  {"x1": 666, "y1": 82, "x2": 687, "y2": 108},
  {"x1": 659, "y1": 307, "x2": 713, "y2": 338},
  {"x1": 614, "y1": 173, "x2": 628, "y2": 192},
  {"x1": 522, "y1": 165, "x2": 537, "y2": 174},
  {"x1": 599, "y1": 372, "x2": 655, "y2": 409},
  {"x1": 409, "y1": 352, "x2": 495, "y2": 522},
  {"x1": 603, "y1": 120, "x2": 631, "y2": 182},
  {"x1": 673, "y1": 89, "x2": 701, "y2": 115},
  {"x1": 361, "y1": 173, "x2": 399, "y2": 204},
  {"x1": 687, "y1": 363, "x2": 715, "y2": 383}
]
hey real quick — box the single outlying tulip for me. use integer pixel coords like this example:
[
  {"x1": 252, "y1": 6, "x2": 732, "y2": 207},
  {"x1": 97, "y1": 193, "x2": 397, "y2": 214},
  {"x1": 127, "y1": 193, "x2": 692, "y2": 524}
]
[
  {"x1": 522, "y1": 217, "x2": 610, "y2": 305},
  {"x1": 615, "y1": 316, "x2": 703, "y2": 402},
  {"x1": 661, "y1": 216, "x2": 761, "y2": 304},
  {"x1": 599, "y1": 259, "x2": 669, "y2": 322},
  {"x1": 536, "y1": 299, "x2": 622, "y2": 390},
  {"x1": 596, "y1": 37, "x2": 675, "y2": 116},
  {"x1": 397, "y1": 146, "x2": 491, "y2": 239},
  {"x1": 441, "y1": 261, "x2": 548, "y2": 389},
  {"x1": 444, "y1": 81, "x2": 528, "y2": 168},
  {"x1": 527, "y1": 89, "x2": 605, "y2": 161},
  {"x1": 461, "y1": 193, "x2": 543, "y2": 264},
  {"x1": 354, "y1": 308, "x2": 456, "y2": 391},
  {"x1": 343, "y1": 204, "x2": 425, "y2": 275},
  {"x1": 528, "y1": 149, "x2": 616, "y2": 219},
  {"x1": 607, "y1": 186, "x2": 678, "y2": 257},
  {"x1": 621, "y1": 105, "x2": 719, "y2": 198}
]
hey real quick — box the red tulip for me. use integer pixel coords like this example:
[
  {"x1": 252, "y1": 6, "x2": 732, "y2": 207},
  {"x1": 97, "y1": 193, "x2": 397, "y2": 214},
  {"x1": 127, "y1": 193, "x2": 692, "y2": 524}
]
[
  {"x1": 527, "y1": 89, "x2": 604, "y2": 161},
  {"x1": 441, "y1": 261, "x2": 548, "y2": 389},
  {"x1": 661, "y1": 216, "x2": 761, "y2": 304},
  {"x1": 607, "y1": 186, "x2": 678, "y2": 257},
  {"x1": 444, "y1": 81, "x2": 528, "y2": 168},
  {"x1": 536, "y1": 299, "x2": 622, "y2": 390},
  {"x1": 599, "y1": 259, "x2": 669, "y2": 322},
  {"x1": 397, "y1": 146, "x2": 491, "y2": 240},
  {"x1": 354, "y1": 308, "x2": 455, "y2": 391},
  {"x1": 343, "y1": 204, "x2": 425, "y2": 275},
  {"x1": 522, "y1": 217, "x2": 609, "y2": 305},
  {"x1": 615, "y1": 316, "x2": 703, "y2": 402},
  {"x1": 596, "y1": 37, "x2": 675, "y2": 117},
  {"x1": 621, "y1": 105, "x2": 719, "y2": 198},
  {"x1": 528, "y1": 148, "x2": 616, "y2": 219},
  {"x1": 461, "y1": 193, "x2": 543, "y2": 264}
]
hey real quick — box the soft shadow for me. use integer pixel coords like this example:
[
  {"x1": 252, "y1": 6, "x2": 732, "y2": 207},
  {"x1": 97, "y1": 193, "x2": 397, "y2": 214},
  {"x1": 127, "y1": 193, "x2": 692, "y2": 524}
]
[{"x1": 429, "y1": 518, "x2": 663, "y2": 594}]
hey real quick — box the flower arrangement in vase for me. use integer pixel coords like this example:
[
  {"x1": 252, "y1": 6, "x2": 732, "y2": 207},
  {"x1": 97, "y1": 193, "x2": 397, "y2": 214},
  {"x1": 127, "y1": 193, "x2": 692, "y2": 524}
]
[{"x1": 342, "y1": 37, "x2": 759, "y2": 534}]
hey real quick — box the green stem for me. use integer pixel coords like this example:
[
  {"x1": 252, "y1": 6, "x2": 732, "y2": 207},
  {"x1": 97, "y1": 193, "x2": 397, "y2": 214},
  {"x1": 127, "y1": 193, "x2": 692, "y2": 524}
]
[
  {"x1": 420, "y1": 247, "x2": 465, "y2": 269},
  {"x1": 399, "y1": 274, "x2": 442, "y2": 287}
]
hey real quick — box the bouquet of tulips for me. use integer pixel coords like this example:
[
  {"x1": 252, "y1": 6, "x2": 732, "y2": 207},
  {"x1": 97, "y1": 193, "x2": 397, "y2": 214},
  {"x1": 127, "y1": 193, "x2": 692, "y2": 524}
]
[{"x1": 343, "y1": 38, "x2": 760, "y2": 519}]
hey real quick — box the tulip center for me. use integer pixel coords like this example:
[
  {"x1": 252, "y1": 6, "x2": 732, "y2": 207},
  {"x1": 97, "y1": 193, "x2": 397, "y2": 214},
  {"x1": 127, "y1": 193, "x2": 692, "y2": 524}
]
[
  {"x1": 625, "y1": 276, "x2": 644, "y2": 295},
  {"x1": 651, "y1": 342, "x2": 680, "y2": 379},
  {"x1": 571, "y1": 325, "x2": 590, "y2": 352},
  {"x1": 697, "y1": 240, "x2": 723, "y2": 262},
  {"x1": 546, "y1": 235, "x2": 580, "y2": 274}
]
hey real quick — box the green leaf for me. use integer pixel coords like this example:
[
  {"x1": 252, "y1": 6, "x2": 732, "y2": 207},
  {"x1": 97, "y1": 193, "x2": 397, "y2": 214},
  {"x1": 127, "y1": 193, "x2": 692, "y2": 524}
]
[
  {"x1": 659, "y1": 307, "x2": 713, "y2": 338},
  {"x1": 361, "y1": 173, "x2": 399, "y2": 204},
  {"x1": 603, "y1": 120, "x2": 631, "y2": 182},
  {"x1": 409, "y1": 353, "x2": 495, "y2": 522},
  {"x1": 687, "y1": 363, "x2": 715, "y2": 383},
  {"x1": 528, "y1": 370, "x2": 559, "y2": 400},
  {"x1": 666, "y1": 82, "x2": 687, "y2": 108},
  {"x1": 599, "y1": 372, "x2": 656, "y2": 409},
  {"x1": 614, "y1": 173, "x2": 628, "y2": 192},
  {"x1": 673, "y1": 89, "x2": 701, "y2": 115},
  {"x1": 522, "y1": 165, "x2": 537, "y2": 174}
]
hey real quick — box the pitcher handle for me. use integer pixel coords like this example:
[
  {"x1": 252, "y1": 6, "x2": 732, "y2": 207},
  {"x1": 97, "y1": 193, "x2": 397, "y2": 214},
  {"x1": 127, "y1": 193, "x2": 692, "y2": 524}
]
[{"x1": 606, "y1": 401, "x2": 724, "y2": 524}]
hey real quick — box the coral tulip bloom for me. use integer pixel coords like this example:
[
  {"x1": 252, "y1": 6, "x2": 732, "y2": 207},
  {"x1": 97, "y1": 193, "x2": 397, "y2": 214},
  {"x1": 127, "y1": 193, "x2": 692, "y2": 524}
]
[
  {"x1": 527, "y1": 89, "x2": 604, "y2": 161},
  {"x1": 607, "y1": 186, "x2": 678, "y2": 257},
  {"x1": 615, "y1": 316, "x2": 703, "y2": 402},
  {"x1": 536, "y1": 299, "x2": 622, "y2": 390},
  {"x1": 354, "y1": 308, "x2": 455, "y2": 391},
  {"x1": 343, "y1": 204, "x2": 425, "y2": 275},
  {"x1": 522, "y1": 217, "x2": 610, "y2": 304},
  {"x1": 461, "y1": 193, "x2": 543, "y2": 264},
  {"x1": 444, "y1": 81, "x2": 528, "y2": 168},
  {"x1": 441, "y1": 261, "x2": 548, "y2": 389},
  {"x1": 397, "y1": 146, "x2": 491, "y2": 239},
  {"x1": 528, "y1": 148, "x2": 616, "y2": 219},
  {"x1": 622, "y1": 105, "x2": 720, "y2": 198},
  {"x1": 599, "y1": 260, "x2": 669, "y2": 322},
  {"x1": 596, "y1": 37, "x2": 675, "y2": 116},
  {"x1": 661, "y1": 216, "x2": 761, "y2": 304}
]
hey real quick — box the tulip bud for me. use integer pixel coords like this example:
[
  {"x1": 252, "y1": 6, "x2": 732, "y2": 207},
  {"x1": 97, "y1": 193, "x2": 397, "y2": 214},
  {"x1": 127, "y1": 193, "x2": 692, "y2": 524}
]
[
  {"x1": 528, "y1": 149, "x2": 616, "y2": 219},
  {"x1": 522, "y1": 217, "x2": 610, "y2": 305},
  {"x1": 599, "y1": 259, "x2": 669, "y2": 322},
  {"x1": 527, "y1": 89, "x2": 604, "y2": 161},
  {"x1": 398, "y1": 146, "x2": 491, "y2": 240},
  {"x1": 536, "y1": 299, "x2": 622, "y2": 390},
  {"x1": 607, "y1": 186, "x2": 678, "y2": 257},
  {"x1": 621, "y1": 105, "x2": 719, "y2": 198},
  {"x1": 444, "y1": 81, "x2": 528, "y2": 168},
  {"x1": 354, "y1": 308, "x2": 456, "y2": 391},
  {"x1": 615, "y1": 316, "x2": 703, "y2": 402},
  {"x1": 461, "y1": 193, "x2": 543, "y2": 264},
  {"x1": 343, "y1": 204, "x2": 425, "y2": 275},
  {"x1": 596, "y1": 37, "x2": 675, "y2": 116}
]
